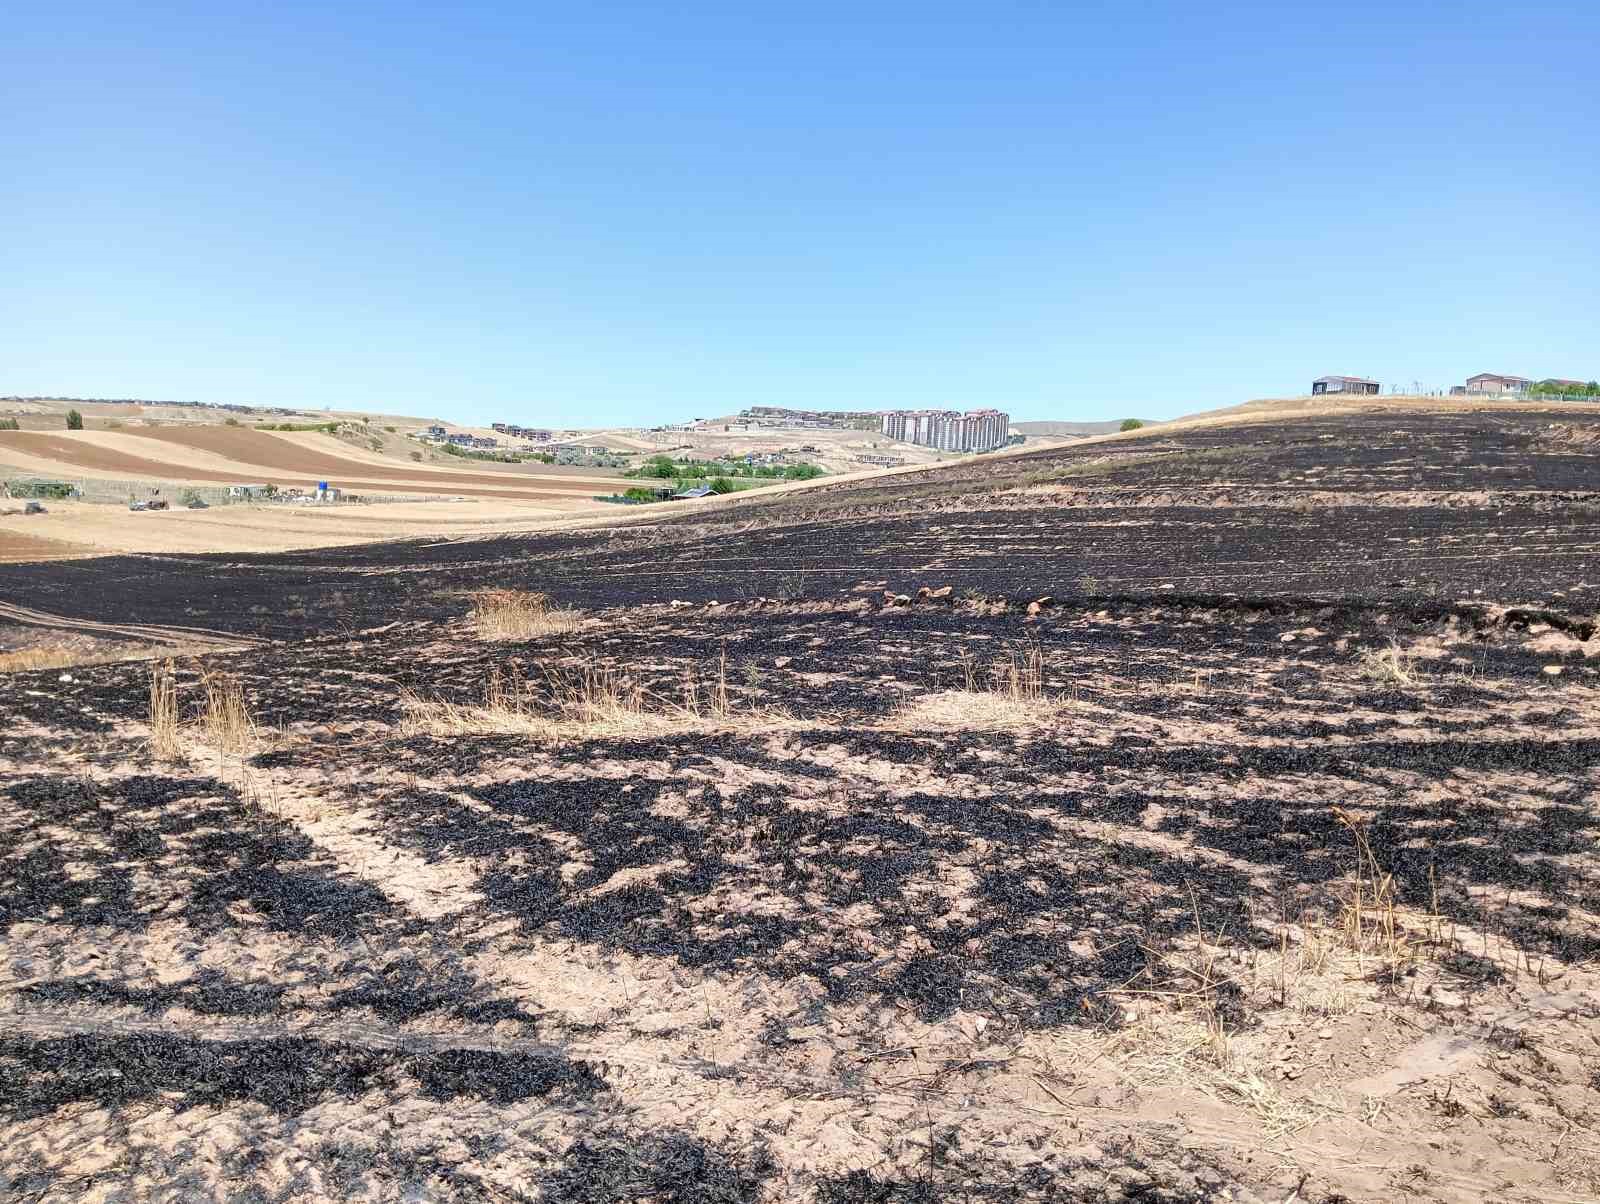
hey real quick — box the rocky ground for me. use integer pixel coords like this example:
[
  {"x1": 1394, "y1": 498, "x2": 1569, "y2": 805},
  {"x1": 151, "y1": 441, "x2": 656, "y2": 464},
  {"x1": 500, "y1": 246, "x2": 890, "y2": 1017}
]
[{"x1": 2, "y1": 405, "x2": 1599, "y2": 1202}]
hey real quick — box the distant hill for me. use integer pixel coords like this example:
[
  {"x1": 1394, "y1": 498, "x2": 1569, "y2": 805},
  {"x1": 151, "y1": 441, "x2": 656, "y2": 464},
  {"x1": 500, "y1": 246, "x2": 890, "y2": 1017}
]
[{"x1": 1013, "y1": 419, "x2": 1152, "y2": 436}]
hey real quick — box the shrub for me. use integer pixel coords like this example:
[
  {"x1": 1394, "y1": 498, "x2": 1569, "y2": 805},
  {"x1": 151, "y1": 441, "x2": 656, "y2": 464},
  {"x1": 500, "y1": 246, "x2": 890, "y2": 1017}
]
[
  {"x1": 65, "y1": 409, "x2": 84, "y2": 431},
  {"x1": 709, "y1": 476, "x2": 735, "y2": 494},
  {"x1": 224, "y1": 417, "x2": 240, "y2": 426},
  {"x1": 1120, "y1": 418, "x2": 1145, "y2": 432},
  {"x1": 410, "y1": 450, "x2": 423, "y2": 461},
  {"x1": 0, "y1": 418, "x2": 19, "y2": 430}
]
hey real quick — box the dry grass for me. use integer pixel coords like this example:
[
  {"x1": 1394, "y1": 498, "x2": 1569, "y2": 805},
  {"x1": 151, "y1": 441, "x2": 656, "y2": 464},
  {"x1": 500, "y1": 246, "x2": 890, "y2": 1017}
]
[
  {"x1": 891, "y1": 642, "x2": 1063, "y2": 730},
  {"x1": 147, "y1": 661, "x2": 182, "y2": 761},
  {"x1": 399, "y1": 652, "x2": 784, "y2": 740},
  {"x1": 199, "y1": 668, "x2": 258, "y2": 757},
  {"x1": 0, "y1": 643, "x2": 167, "y2": 674},
  {"x1": 1357, "y1": 641, "x2": 1422, "y2": 687},
  {"x1": 468, "y1": 589, "x2": 582, "y2": 640}
]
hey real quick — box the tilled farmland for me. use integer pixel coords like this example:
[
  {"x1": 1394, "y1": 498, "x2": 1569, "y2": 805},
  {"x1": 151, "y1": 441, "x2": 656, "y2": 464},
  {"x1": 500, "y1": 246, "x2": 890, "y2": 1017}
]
[{"x1": 3, "y1": 406, "x2": 1599, "y2": 1202}]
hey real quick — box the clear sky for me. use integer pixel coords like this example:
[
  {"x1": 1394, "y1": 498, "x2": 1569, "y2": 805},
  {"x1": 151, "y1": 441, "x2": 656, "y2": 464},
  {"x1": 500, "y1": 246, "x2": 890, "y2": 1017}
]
[{"x1": 4, "y1": 2, "x2": 1596, "y2": 425}]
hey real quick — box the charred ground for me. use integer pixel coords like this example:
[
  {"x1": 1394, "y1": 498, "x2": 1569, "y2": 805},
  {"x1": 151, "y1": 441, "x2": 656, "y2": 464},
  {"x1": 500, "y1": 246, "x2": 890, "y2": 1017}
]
[{"x1": 2, "y1": 406, "x2": 1599, "y2": 1202}]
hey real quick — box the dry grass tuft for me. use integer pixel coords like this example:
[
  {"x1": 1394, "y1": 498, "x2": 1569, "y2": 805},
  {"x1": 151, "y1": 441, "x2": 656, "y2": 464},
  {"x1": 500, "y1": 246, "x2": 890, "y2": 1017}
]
[
  {"x1": 399, "y1": 652, "x2": 784, "y2": 741},
  {"x1": 1357, "y1": 641, "x2": 1422, "y2": 688},
  {"x1": 200, "y1": 668, "x2": 258, "y2": 757},
  {"x1": 148, "y1": 661, "x2": 182, "y2": 761},
  {"x1": 891, "y1": 642, "x2": 1062, "y2": 730},
  {"x1": 468, "y1": 589, "x2": 582, "y2": 640}
]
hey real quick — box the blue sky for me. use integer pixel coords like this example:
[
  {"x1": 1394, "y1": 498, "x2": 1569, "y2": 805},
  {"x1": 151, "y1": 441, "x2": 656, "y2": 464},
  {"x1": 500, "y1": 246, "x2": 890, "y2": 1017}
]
[{"x1": 4, "y1": 2, "x2": 1596, "y2": 425}]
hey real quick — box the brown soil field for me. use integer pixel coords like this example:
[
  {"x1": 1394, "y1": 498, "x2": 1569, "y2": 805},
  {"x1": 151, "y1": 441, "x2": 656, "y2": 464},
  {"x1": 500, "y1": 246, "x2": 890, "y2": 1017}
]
[
  {"x1": 0, "y1": 430, "x2": 617, "y2": 500},
  {"x1": 0, "y1": 529, "x2": 94, "y2": 563},
  {"x1": 0, "y1": 429, "x2": 636, "y2": 509},
  {"x1": 2, "y1": 403, "x2": 1599, "y2": 1203},
  {"x1": 123, "y1": 426, "x2": 616, "y2": 492}
]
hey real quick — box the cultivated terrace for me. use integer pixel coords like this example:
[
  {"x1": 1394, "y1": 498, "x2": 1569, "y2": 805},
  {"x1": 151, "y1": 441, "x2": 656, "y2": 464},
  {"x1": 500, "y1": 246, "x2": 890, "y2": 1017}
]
[{"x1": 2, "y1": 407, "x2": 1599, "y2": 1202}]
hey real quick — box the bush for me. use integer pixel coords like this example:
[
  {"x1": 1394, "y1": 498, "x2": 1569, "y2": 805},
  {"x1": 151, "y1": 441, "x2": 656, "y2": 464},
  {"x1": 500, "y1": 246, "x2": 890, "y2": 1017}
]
[
  {"x1": 410, "y1": 451, "x2": 423, "y2": 462},
  {"x1": 256, "y1": 421, "x2": 337, "y2": 433},
  {"x1": 709, "y1": 476, "x2": 735, "y2": 494},
  {"x1": 0, "y1": 418, "x2": 19, "y2": 430},
  {"x1": 65, "y1": 409, "x2": 84, "y2": 431},
  {"x1": 1120, "y1": 418, "x2": 1145, "y2": 432},
  {"x1": 224, "y1": 417, "x2": 240, "y2": 426},
  {"x1": 384, "y1": 425, "x2": 396, "y2": 433}
]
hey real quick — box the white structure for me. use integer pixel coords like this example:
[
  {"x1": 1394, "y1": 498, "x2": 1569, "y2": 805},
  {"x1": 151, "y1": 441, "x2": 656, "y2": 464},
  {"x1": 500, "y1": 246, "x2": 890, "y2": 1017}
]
[{"x1": 881, "y1": 409, "x2": 1010, "y2": 453}]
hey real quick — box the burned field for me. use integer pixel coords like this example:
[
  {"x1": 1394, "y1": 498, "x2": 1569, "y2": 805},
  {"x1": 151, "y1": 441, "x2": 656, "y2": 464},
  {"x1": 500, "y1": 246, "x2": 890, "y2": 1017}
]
[{"x1": 3, "y1": 406, "x2": 1600, "y2": 1202}]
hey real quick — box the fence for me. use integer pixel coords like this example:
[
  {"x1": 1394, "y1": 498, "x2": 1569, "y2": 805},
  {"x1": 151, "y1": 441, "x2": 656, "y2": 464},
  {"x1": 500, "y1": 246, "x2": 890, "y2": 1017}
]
[
  {"x1": 1305, "y1": 386, "x2": 1599, "y2": 403},
  {"x1": 3, "y1": 475, "x2": 465, "y2": 507}
]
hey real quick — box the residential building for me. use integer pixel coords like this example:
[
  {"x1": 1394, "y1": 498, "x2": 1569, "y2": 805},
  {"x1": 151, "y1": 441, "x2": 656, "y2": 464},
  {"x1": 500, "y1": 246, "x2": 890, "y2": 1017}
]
[
  {"x1": 1464, "y1": 373, "x2": 1531, "y2": 395},
  {"x1": 881, "y1": 408, "x2": 1011, "y2": 453},
  {"x1": 1311, "y1": 376, "x2": 1380, "y2": 396}
]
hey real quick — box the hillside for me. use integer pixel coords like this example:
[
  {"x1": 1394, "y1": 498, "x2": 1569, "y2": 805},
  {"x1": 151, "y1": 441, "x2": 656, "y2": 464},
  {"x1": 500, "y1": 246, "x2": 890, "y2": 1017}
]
[
  {"x1": 1012, "y1": 419, "x2": 1140, "y2": 436},
  {"x1": 3, "y1": 400, "x2": 1599, "y2": 1202}
]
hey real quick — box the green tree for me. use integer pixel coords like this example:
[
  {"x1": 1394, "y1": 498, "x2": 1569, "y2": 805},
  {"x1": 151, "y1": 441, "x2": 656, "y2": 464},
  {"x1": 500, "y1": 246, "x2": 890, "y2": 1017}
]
[
  {"x1": 65, "y1": 409, "x2": 84, "y2": 431},
  {"x1": 1120, "y1": 418, "x2": 1144, "y2": 432},
  {"x1": 709, "y1": 476, "x2": 735, "y2": 494}
]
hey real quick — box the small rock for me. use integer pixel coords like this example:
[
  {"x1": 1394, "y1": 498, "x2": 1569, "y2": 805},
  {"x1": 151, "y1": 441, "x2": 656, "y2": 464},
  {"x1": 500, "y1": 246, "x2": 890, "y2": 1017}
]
[
  {"x1": 774, "y1": 656, "x2": 792, "y2": 668},
  {"x1": 1542, "y1": 664, "x2": 1564, "y2": 676},
  {"x1": 58, "y1": 673, "x2": 73, "y2": 683},
  {"x1": 1431, "y1": 989, "x2": 1466, "y2": 1010},
  {"x1": 1317, "y1": 1027, "x2": 1333, "y2": 1039}
]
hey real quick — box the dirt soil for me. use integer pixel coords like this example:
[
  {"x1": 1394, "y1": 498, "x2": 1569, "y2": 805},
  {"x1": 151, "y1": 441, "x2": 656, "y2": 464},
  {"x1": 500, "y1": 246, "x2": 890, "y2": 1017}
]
[
  {"x1": 0, "y1": 429, "x2": 621, "y2": 502},
  {"x1": 2, "y1": 404, "x2": 1599, "y2": 1202}
]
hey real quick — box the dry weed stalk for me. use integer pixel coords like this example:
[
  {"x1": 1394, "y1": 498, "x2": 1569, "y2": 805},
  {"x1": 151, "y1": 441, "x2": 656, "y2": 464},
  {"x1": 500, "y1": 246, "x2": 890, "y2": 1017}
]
[
  {"x1": 148, "y1": 661, "x2": 182, "y2": 761},
  {"x1": 200, "y1": 668, "x2": 257, "y2": 758},
  {"x1": 400, "y1": 651, "x2": 780, "y2": 740},
  {"x1": 1331, "y1": 807, "x2": 1408, "y2": 968},
  {"x1": 1113, "y1": 886, "x2": 1237, "y2": 1068},
  {"x1": 469, "y1": 589, "x2": 581, "y2": 640},
  {"x1": 680, "y1": 648, "x2": 733, "y2": 719}
]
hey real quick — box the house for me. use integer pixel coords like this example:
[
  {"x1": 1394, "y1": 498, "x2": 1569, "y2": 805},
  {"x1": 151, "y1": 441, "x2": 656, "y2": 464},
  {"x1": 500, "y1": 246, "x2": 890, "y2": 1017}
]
[
  {"x1": 425, "y1": 424, "x2": 447, "y2": 438},
  {"x1": 1464, "y1": 374, "x2": 1530, "y2": 396},
  {"x1": 1311, "y1": 376, "x2": 1380, "y2": 396},
  {"x1": 674, "y1": 484, "x2": 714, "y2": 499}
]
